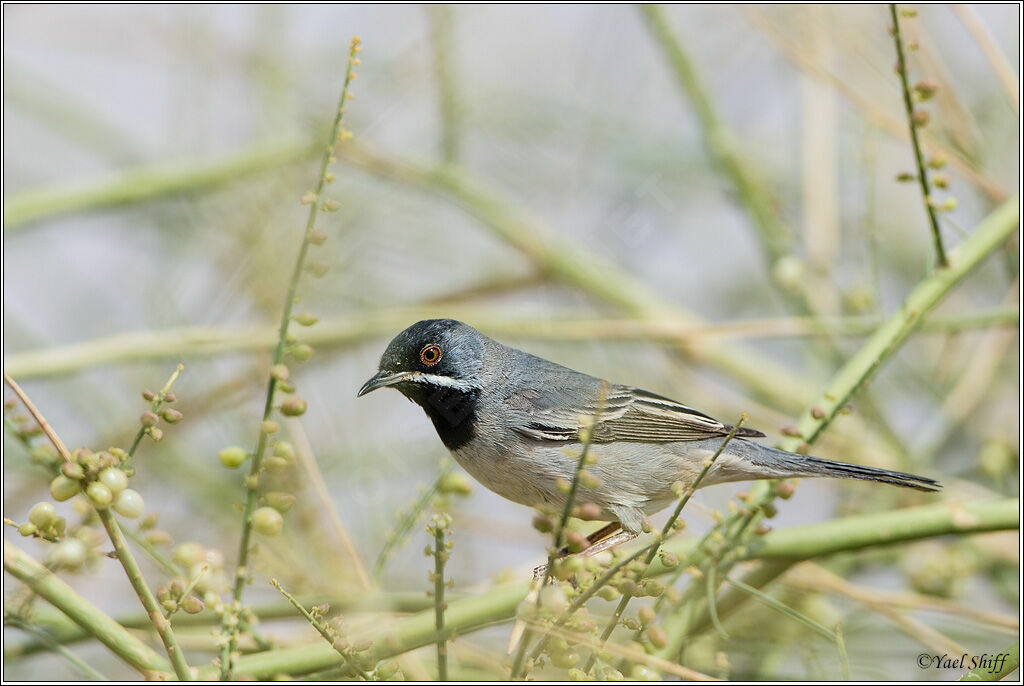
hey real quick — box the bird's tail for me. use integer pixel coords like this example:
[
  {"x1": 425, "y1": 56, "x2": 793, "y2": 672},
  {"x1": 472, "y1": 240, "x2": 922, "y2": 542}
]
[{"x1": 745, "y1": 443, "x2": 942, "y2": 492}]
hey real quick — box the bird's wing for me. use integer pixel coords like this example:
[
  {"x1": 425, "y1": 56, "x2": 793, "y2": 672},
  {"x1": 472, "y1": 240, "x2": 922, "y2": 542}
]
[{"x1": 511, "y1": 384, "x2": 765, "y2": 443}]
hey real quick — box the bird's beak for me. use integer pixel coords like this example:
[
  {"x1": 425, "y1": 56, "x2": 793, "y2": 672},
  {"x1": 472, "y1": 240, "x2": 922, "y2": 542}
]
[{"x1": 357, "y1": 370, "x2": 411, "y2": 397}]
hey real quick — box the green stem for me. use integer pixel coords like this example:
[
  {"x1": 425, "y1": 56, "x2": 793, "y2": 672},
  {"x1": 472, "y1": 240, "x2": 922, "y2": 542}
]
[
  {"x1": 192, "y1": 497, "x2": 1016, "y2": 679},
  {"x1": 220, "y1": 38, "x2": 361, "y2": 679},
  {"x1": 582, "y1": 418, "x2": 746, "y2": 673},
  {"x1": 4, "y1": 540, "x2": 171, "y2": 677},
  {"x1": 7, "y1": 305, "x2": 1017, "y2": 380},
  {"x1": 890, "y1": 4, "x2": 949, "y2": 268},
  {"x1": 3, "y1": 140, "x2": 317, "y2": 232},
  {"x1": 509, "y1": 391, "x2": 605, "y2": 679},
  {"x1": 96, "y1": 508, "x2": 192, "y2": 680},
  {"x1": 126, "y1": 364, "x2": 183, "y2": 462},
  {"x1": 4, "y1": 616, "x2": 109, "y2": 681},
  {"x1": 270, "y1": 579, "x2": 373, "y2": 680},
  {"x1": 433, "y1": 527, "x2": 448, "y2": 681},
  {"x1": 960, "y1": 640, "x2": 1019, "y2": 681}
]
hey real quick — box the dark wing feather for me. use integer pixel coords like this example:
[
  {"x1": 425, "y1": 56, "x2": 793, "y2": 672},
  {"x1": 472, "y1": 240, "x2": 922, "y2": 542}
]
[{"x1": 512, "y1": 384, "x2": 765, "y2": 443}]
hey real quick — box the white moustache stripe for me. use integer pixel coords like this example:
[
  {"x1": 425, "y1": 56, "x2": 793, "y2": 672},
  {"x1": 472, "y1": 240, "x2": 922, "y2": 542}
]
[{"x1": 406, "y1": 372, "x2": 480, "y2": 392}]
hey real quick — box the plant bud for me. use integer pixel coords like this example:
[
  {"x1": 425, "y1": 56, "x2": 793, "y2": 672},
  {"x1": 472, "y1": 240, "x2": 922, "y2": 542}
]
[
  {"x1": 895, "y1": 172, "x2": 916, "y2": 182},
  {"x1": 911, "y1": 110, "x2": 930, "y2": 127},
  {"x1": 140, "y1": 411, "x2": 158, "y2": 428},
  {"x1": 50, "y1": 538, "x2": 87, "y2": 570},
  {"x1": 308, "y1": 229, "x2": 328, "y2": 246},
  {"x1": 142, "y1": 389, "x2": 156, "y2": 401},
  {"x1": 181, "y1": 595, "x2": 205, "y2": 614},
  {"x1": 113, "y1": 489, "x2": 145, "y2": 518},
  {"x1": 218, "y1": 446, "x2": 248, "y2": 469},
  {"x1": 262, "y1": 420, "x2": 280, "y2": 434},
  {"x1": 19, "y1": 522, "x2": 37, "y2": 537},
  {"x1": 29, "y1": 503, "x2": 58, "y2": 529},
  {"x1": 146, "y1": 530, "x2": 173, "y2": 546},
  {"x1": 148, "y1": 428, "x2": 163, "y2": 442},
  {"x1": 575, "y1": 503, "x2": 601, "y2": 520},
  {"x1": 540, "y1": 585, "x2": 569, "y2": 614},
  {"x1": 265, "y1": 492, "x2": 296, "y2": 513},
  {"x1": 913, "y1": 80, "x2": 938, "y2": 100},
  {"x1": 271, "y1": 364, "x2": 290, "y2": 381},
  {"x1": 437, "y1": 472, "x2": 472, "y2": 496},
  {"x1": 252, "y1": 507, "x2": 283, "y2": 536},
  {"x1": 98, "y1": 468, "x2": 128, "y2": 497},
  {"x1": 294, "y1": 312, "x2": 318, "y2": 327},
  {"x1": 50, "y1": 475, "x2": 80, "y2": 502},
  {"x1": 161, "y1": 408, "x2": 183, "y2": 424},
  {"x1": 86, "y1": 482, "x2": 113, "y2": 508},
  {"x1": 273, "y1": 442, "x2": 295, "y2": 460},
  {"x1": 279, "y1": 398, "x2": 307, "y2": 417},
  {"x1": 532, "y1": 514, "x2": 554, "y2": 533},
  {"x1": 565, "y1": 530, "x2": 588, "y2": 554},
  {"x1": 290, "y1": 344, "x2": 314, "y2": 362},
  {"x1": 775, "y1": 482, "x2": 795, "y2": 499},
  {"x1": 647, "y1": 625, "x2": 668, "y2": 649}
]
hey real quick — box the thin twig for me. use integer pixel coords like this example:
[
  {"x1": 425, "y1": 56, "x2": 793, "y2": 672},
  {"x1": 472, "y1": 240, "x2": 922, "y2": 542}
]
[
  {"x1": 220, "y1": 36, "x2": 362, "y2": 679},
  {"x1": 269, "y1": 578, "x2": 372, "y2": 680},
  {"x1": 890, "y1": 4, "x2": 949, "y2": 268},
  {"x1": 582, "y1": 417, "x2": 747, "y2": 674},
  {"x1": 126, "y1": 364, "x2": 183, "y2": 461},
  {"x1": 508, "y1": 383, "x2": 607, "y2": 679},
  {"x1": 5, "y1": 616, "x2": 109, "y2": 681},
  {"x1": 3, "y1": 373, "x2": 72, "y2": 463}
]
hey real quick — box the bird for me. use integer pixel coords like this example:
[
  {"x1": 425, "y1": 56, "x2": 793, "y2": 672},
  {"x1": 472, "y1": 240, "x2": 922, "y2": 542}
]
[{"x1": 358, "y1": 318, "x2": 941, "y2": 558}]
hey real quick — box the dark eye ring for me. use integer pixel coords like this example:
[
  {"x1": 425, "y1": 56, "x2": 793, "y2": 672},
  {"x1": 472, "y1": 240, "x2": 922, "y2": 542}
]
[{"x1": 419, "y1": 344, "x2": 442, "y2": 367}]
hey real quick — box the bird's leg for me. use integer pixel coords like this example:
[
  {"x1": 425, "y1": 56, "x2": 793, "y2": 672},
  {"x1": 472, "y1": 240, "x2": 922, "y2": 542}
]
[{"x1": 577, "y1": 529, "x2": 637, "y2": 558}]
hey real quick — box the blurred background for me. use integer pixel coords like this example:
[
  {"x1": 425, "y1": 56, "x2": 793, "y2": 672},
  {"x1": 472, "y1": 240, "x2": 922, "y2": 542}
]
[{"x1": 3, "y1": 4, "x2": 1019, "y2": 680}]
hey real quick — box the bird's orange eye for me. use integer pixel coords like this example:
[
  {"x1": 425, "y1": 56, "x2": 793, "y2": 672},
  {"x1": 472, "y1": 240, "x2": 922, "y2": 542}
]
[{"x1": 419, "y1": 344, "x2": 442, "y2": 366}]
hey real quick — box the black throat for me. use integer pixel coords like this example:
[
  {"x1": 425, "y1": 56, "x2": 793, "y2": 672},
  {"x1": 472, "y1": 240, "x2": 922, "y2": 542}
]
[{"x1": 399, "y1": 381, "x2": 479, "y2": 451}]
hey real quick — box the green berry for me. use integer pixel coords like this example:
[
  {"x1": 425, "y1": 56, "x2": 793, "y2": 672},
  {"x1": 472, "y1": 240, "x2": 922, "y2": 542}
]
[
  {"x1": 252, "y1": 507, "x2": 283, "y2": 536},
  {"x1": 265, "y1": 492, "x2": 296, "y2": 513},
  {"x1": 29, "y1": 502, "x2": 57, "y2": 528},
  {"x1": 50, "y1": 538, "x2": 87, "y2": 570},
  {"x1": 61, "y1": 461, "x2": 85, "y2": 480},
  {"x1": 18, "y1": 523, "x2": 37, "y2": 537},
  {"x1": 438, "y1": 472, "x2": 473, "y2": 496},
  {"x1": 50, "y1": 475, "x2": 81, "y2": 502},
  {"x1": 290, "y1": 344, "x2": 314, "y2": 362},
  {"x1": 181, "y1": 595, "x2": 205, "y2": 614},
  {"x1": 98, "y1": 468, "x2": 128, "y2": 497},
  {"x1": 173, "y1": 542, "x2": 204, "y2": 567},
  {"x1": 218, "y1": 446, "x2": 248, "y2": 469},
  {"x1": 113, "y1": 489, "x2": 145, "y2": 518},
  {"x1": 279, "y1": 397, "x2": 307, "y2": 417},
  {"x1": 86, "y1": 482, "x2": 113, "y2": 508}
]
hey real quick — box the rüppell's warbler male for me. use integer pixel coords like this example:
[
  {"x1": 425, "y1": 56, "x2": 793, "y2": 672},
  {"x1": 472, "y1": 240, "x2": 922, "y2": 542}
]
[{"x1": 359, "y1": 319, "x2": 940, "y2": 557}]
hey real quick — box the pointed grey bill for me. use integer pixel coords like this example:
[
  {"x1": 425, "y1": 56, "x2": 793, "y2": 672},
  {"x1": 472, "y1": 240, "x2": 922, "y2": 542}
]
[{"x1": 357, "y1": 370, "x2": 413, "y2": 397}]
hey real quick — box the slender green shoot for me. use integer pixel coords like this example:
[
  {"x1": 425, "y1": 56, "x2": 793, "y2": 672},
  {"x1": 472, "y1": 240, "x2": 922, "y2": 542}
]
[
  {"x1": 220, "y1": 36, "x2": 363, "y2": 678},
  {"x1": 4, "y1": 616, "x2": 108, "y2": 681},
  {"x1": 890, "y1": 4, "x2": 948, "y2": 268},
  {"x1": 270, "y1": 579, "x2": 372, "y2": 681}
]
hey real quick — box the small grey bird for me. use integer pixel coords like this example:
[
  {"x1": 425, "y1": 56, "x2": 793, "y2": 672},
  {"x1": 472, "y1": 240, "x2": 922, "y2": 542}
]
[{"x1": 358, "y1": 319, "x2": 940, "y2": 556}]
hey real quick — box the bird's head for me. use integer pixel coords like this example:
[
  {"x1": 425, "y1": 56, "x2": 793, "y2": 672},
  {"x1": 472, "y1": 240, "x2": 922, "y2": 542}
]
[{"x1": 357, "y1": 319, "x2": 486, "y2": 400}]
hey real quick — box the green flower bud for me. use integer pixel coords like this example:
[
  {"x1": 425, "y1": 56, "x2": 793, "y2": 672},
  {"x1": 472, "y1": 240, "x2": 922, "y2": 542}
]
[
  {"x1": 261, "y1": 419, "x2": 280, "y2": 434},
  {"x1": 273, "y1": 442, "x2": 295, "y2": 460},
  {"x1": 532, "y1": 514, "x2": 553, "y2": 533},
  {"x1": 49, "y1": 538, "x2": 87, "y2": 570},
  {"x1": 218, "y1": 446, "x2": 248, "y2": 469},
  {"x1": 86, "y1": 482, "x2": 113, "y2": 508},
  {"x1": 294, "y1": 312, "x2": 318, "y2": 327},
  {"x1": 290, "y1": 344, "x2": 314, "y2": 362},
  {"x1": 252, "y1": 507, "x2": 283, "y2": 536},
  {"x1": 142, "y1": 389, "x2": 156, "y2": 401},
  {"x1": 271, "y1": 364, "x2": 290, "y2": 381},
  {"x1": 540, "y1": 586, "x2": 569, "y2": 614},
  {"x1": 181, "y1": 595, "x2": 205, "y2": 615},
  {"x1": 161, "y1": 408, "x2": 183, "y2": 424},
  {"x1": 279, "y1": 398, "x2": 307, "y2": 417},
  {"x1": 98, "y1": 468, "x2": 128, "y2": 497},
  {"x1": 437, "y1": 472, "x2": 472, "y2": 496},
  {"x1": 113, "y1": 489, "x2": 145, "y2": 518},
  {"x1": 18, "y1": 523, "x2": 37, "y2": 537},
  {"x1": 50, "y1": 475, "x2": 80, "y2": 501},
  {"x1": 61, "y1": 462, "x2": 85, "y2": 480},
  {"x1": 173, "y1": 542, "x2": 204, "y2": 567},
  {"x1": 140, "y1": 411, "x2": 159, "y2": 428},
  {"x1": 265, "y1": 492, "x2": 296, "y2": 513}
]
